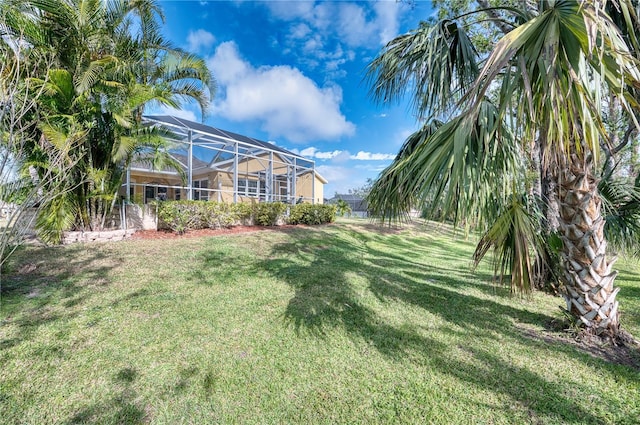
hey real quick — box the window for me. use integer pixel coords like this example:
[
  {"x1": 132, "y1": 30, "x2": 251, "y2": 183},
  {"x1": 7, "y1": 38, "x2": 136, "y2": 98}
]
[
  {"x1": 157, "y1": 186, "x2": 167, "y2": 201},
  {"x1": 238, "y1": 179, "x2": 258, "y2": 197},
  {"x1": 144, "y1": 186, "x2": 156, "y2": 203},
  {"x1": 194, "y1": 179, "x2": 208, "y2": 201},
  {"x1": 238, "y1": 178, "x2": 266, "y2": 198},
  {"x1": 144, "y1": 185, "x2": 167, "y2": 203}
]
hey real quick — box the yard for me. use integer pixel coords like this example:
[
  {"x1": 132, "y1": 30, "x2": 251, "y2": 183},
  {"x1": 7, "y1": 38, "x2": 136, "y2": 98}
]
[{"x1": 0, "y1": 219, "x2": 638, "y2": 424}]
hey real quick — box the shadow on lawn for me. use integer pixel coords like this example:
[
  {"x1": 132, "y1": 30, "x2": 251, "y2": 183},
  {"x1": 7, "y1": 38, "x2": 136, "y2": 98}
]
[
  {"x1": 0, "y1": 244, "x2": 120, "y2": 350},
  {"x1": 259, "y1": 225, "x2": 634, "y2": 424},
  {"x1": 66, "y1": 367, "x2": 148, "y2": 425}
]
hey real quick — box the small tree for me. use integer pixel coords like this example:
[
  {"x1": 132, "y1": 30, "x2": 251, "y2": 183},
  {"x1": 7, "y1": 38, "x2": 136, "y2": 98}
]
[
  {"x1": 0, "y1": 36, "x2": 79, "y2": 290},
  {"x1": 335, "y1": 199, "x2": 352, "y2": 217},
  {"x1": 348, "y1": 178, "x2": 375, "y2": 198}
]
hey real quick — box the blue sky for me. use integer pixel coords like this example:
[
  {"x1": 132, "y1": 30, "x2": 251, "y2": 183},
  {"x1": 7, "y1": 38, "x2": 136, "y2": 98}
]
[{"x1": 153, "y1": 0, "x2": 433, "y2": 196}]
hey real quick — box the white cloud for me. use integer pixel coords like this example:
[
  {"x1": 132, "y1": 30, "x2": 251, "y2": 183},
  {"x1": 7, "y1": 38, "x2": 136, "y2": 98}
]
[
  {"x1": 291, "y1": 146, "x2": 395, "y2": 161},
  {"x1": 336, "y1": 2, "x2": 401, "y2": 48},
  {"x1": 292, "y1": 147, "x2": 344, "y2": 159},
  {"x1": 207, "y1": 42, "x2": 355, "y2": 143},
  {"x1": 264, "y1": 1, "x2": 316, "y2": 21},
  {"x1": 187, "y1": 29, "x2": 215, "y2": 52},
  {"x1": 372, "y1": 1, "x2": 401, "y2": 46},
  {"x1": 263, "y1": 1, "x2": 404, "y2": 80},
  {"x1": 351, "y1": 151, "x2": 396, "y2": 161},
  {"x1": 267, "y1": 1, "x2": 403, "y2": 49},
  {"x1": 317, "y1": 150, "x2": 343, "y2": 159},
  {"x1": 290, "y1": 23, "x2": 312, "y2": 40},
  {"x1": 303, "y1": 36, "x2": 324, "y2": 54}
]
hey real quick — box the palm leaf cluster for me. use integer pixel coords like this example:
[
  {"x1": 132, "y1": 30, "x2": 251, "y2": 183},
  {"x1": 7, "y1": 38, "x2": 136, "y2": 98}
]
[
  {"x1": 0, "y1": 0, "x2": 214, "y2": 242},
  {"x1": 367, "y1": 0, "x2": 640, "y2": 337}
]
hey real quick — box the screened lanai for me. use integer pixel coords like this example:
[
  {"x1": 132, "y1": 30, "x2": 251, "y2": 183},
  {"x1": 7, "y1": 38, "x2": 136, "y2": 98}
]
[{"x1": 122, "y1": 116, "x2": 326, "y2": 205}]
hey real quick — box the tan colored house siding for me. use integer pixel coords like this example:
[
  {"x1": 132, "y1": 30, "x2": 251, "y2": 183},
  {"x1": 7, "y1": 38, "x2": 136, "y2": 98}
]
[{"x1": 127, "y1": 156, "x2": 326, "y2": 205}]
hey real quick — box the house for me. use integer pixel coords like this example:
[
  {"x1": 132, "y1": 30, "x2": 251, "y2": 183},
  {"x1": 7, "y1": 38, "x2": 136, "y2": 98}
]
[
  {"x1": 122, "y1": 116, "x2": 327, "y2": 205},
  {"x1": 327, "y1": 194, "x2": 368, "y2": 217}
]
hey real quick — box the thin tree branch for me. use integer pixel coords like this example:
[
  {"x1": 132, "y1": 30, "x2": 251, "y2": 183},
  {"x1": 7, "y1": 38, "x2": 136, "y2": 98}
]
[{"x1": 476, "y1": 0, "x2": 513, "y2": 34}]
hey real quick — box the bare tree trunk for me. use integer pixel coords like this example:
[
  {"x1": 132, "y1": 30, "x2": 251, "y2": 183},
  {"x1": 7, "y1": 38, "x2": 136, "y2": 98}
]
[{"x1": 557, "y1": 154, "x2": 620, "y2": 337}]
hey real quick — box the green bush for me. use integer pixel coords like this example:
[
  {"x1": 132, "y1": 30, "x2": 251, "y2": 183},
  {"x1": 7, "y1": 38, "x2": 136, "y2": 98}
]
[
  {"x1": 288, "y1": 204, "x2": 336, "y2": 225},
  {"x1": 232, "y1": 202, "x2": 253, "y2": 224},
  {"x1": 157, "y1": 200, "x2": 257, "y2": 233},
  {"x1": 156, "y1": 200, "x2": 332, "y2": 233},
  {"x1": 252, "y1": 202, "x2": 287, "y2": 226},
  {"x1": 335, "y1": 199, "x2": 352, "y2": 217},
  {"x1": 156, "y1": 201, "x2": 203, "y2": 234},
  {"x1": 202, "y1": 202, "x2": 235, "y2": 229}
]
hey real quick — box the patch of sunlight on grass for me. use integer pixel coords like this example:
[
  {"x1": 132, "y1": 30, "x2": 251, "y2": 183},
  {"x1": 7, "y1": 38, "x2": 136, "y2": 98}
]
[{"x1": 1, "y1": 219, "x2": 638, "y2": 424}]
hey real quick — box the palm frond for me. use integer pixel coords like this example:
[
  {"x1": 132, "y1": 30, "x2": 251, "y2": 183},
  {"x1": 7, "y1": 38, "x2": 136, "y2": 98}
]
[
  {"x1": 36, "y1": 191, "x2": 79, "y2": 244},
  {"x1": 599, "y1": 174, "x2": 640, "y2": 256},
  {"x1": 473, "y1": 194, "x2": 546, "y2": 295},
  {"x1": 369, "y1": 99, "x2": 521, "y2": 228},
  {"x1": 365, "y1": 19, "x2": 479, "y2": 120},
  {"x1": 468, "y1": 0, "x2": 640, "y2": 162},
  {"x1": 367, "y1": 120, "x2": 442, "y2": 224}
]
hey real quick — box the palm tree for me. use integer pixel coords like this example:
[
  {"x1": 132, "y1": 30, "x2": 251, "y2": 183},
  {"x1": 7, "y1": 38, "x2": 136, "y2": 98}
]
[
  {"x1": 366, "y1": 0, "x2": 640, "y2": 339},
  {"x1": 335, "y1": 199, "x2": 352, "y2": 218},
  {"x1": 0, "y1": 0, "x2": 214, "y2": 241}
]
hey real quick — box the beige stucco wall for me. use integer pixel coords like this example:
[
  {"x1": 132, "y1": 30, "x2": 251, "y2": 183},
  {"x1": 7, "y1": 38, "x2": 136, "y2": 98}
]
[
  {"x1": 314, "y1": 175, "x2": 324, "y2": 204},
  {"x1": 128, "y1": 154, "x2": 325, "y2": 204},
  {"x1": 295, "y1": 173, "x2": 324, "y2": 204}
]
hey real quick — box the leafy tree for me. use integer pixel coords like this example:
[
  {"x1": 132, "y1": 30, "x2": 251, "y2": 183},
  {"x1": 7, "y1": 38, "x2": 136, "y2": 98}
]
[
  {"x1": 366, "y1": 0, "x2": 640, "y2": 339},
  {"x1": 335, "y1": 199, "x2": 352, "y2": 218},
  {"x1": 347, "y1": 178, "x2": 375, "y2": 198},
  {"x1": 0, "y1": 32, "x2": 80, "y2": 289},
  {"x1": 0, "y1": 0, "x2": 214, "y2": 242}
]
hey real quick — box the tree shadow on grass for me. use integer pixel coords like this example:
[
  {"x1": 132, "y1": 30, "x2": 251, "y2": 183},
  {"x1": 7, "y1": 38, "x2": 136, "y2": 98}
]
[
  {"x1": 0, "y1": 244, "x2": 121, "y2": 351},
  {"x1": 66, "y1": 367, "x2": 148, "y2": 425},
  {"x1": 257, "y1": 226, "x2": 637, "y2": 424}
]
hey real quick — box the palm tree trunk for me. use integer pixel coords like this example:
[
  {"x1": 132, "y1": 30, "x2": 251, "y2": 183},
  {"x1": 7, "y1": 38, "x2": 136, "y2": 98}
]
[{"x1": 557, "y1": 157, "x2": 620, "y2": 337}]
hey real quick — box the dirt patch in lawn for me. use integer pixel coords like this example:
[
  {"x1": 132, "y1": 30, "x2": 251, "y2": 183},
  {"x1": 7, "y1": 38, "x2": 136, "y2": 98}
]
[{"x1": 520, "y1": 323, "x2": 640, "y2": 371}]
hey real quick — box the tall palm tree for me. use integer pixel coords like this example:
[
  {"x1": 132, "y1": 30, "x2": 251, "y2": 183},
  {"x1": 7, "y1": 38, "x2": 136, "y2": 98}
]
[{"x1": 366, "y1": 0, "x2": 640, "y2": 339}]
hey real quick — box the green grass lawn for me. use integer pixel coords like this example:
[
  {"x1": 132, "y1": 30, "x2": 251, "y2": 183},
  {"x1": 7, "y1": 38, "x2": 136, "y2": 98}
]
[{"x1": 1, "y1": 218, "x2": 638, "y2": 424}]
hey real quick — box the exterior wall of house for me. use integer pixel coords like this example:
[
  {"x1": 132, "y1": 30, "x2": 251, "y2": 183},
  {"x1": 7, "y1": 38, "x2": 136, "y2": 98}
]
[
  {"x1": 295, "y1": 173, "x2": 324, "y2": 204},
  {"x1": 315, "y1": 175, "x2": 324, "y2": 204},
  {"x1": 126, "y1": 152, "x2": 324, "y2": 204},
  {"x1": 127, "y1": 170, "x2": 182, "y2": 203}
]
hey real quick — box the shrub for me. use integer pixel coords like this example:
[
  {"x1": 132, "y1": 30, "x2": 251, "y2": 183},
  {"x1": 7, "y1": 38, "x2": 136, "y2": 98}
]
[
  {"x1": 232, "y1": 202, "x2": 253, "y2": 224},
  {"x1": 288, "y1": 204, "x2": 336, "y2": 225},
  {"x1": 252, "y1": 202, "x2": 287, "y2": 226},
  {"x1": 156, "y1": 200, "x2": 332, "y2": 233},
  {"x1": 157, "y1": 200, "x2": 257, "y2": 232},
  {"x1": 156, "y1": 201, "x2": 203, "y2": 234},
  {"x1": 202, "y1": 202, "x2": 235, "y2": 229}
]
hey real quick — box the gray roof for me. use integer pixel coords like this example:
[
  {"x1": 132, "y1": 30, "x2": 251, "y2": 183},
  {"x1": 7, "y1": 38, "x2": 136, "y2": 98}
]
[
  {"x1": 143, "y1": 115, "x2": 302, "y2": 160},
  {"x1": 130, "y1": 152, "x2": 208, "y2": 172},
  {"x1": 328, "y1": 194, "x2": 368, "y2": 211},
  {"x1": 330, "y1": 194, "x2": 365, "y2": 202}
]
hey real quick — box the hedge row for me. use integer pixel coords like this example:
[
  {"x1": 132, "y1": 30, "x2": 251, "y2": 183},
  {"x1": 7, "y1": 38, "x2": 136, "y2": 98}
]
[
  {"x1": 155, "y1": 201, "x2": 335, "y2": 234},
  {"x1": 288, "y1": 203, "x2": 336, "y2": 225}
]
